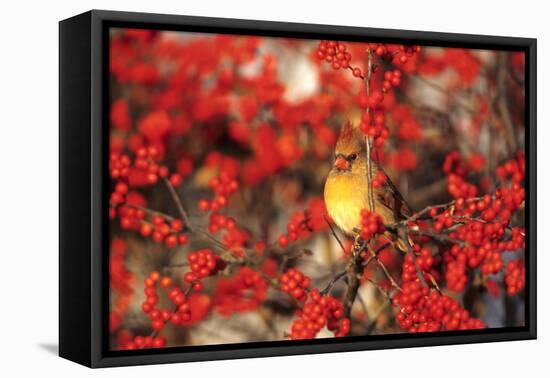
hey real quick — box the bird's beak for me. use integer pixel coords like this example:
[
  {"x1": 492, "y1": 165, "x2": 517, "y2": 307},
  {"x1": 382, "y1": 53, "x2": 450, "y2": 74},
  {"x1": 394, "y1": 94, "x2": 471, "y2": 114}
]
[{"x1": 334, "y1": 156, "x2": 350, "y2": 171}]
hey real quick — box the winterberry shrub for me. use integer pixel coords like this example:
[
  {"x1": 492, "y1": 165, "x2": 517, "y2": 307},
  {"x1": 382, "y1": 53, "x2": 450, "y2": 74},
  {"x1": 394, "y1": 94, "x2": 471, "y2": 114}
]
[{"x1": 108, "y1": 28, "x2": 527, "y2": 349}]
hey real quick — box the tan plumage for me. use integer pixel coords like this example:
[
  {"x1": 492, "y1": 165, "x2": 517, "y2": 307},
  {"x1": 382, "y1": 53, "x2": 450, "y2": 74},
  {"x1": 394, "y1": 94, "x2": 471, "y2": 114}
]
[{"x1": 324, "y1": 122, "x2": 412, "y2": 251}]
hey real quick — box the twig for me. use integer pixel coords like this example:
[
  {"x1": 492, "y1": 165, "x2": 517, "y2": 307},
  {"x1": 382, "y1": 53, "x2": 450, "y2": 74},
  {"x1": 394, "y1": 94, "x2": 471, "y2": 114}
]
[
  {"x1": 321, "y1": 270, "x2": 348, "y2": 295},
  {"x1": 362, "y1": 242, "x2": 390, "y2": 268},
  {"x1": 364, "y1": 49, "x2": 376, "y2": 213},
  {"x1": 122, "y1": 203, "x2": 176, "y2": 221},
  {"x1": 367, "y1": 278, "x2": 394, "y2": 303},
  {"x1": 452, "y1": 215, "x2": 524, "y2": 236},
  {"x1": 162, "y1": 177, "x2": 193, "y2": 231},
  {"x1": 338, "y1": 240, "x2": 391, "y2": 314},
  {"x1": 196, "y1": 229, "x2": 233, "y2": 251},
  {"x1": 366, "y1": 244, "x2": 401, "y2": 291},
  {"x1": 405, "y1": 227, "x2": 468, "y2": 247},
  {"x1": 426, "y1": 272, "x2": 441, "y2": 292},
  {"x1": 394, "y1": 196, "x2": 483, "y2": 225},
  {"x1": 163, "y1": 262, "x2": 189, "y2": 270},
  {"x1": 121, "y1": 202, "x2": 242, "y2": 253},
  {"x1": 150, "y1": 284, "x2": 194, "y2": 338},
  {"x1": 342, "y1": 50, "x2": 375, "y2": 318},
  {"x1": 342, "y1": 239, "x2": 366, "y2": 318},
  {"x1": 323, "y1": 213, "x2": 347, "y2": 254}
]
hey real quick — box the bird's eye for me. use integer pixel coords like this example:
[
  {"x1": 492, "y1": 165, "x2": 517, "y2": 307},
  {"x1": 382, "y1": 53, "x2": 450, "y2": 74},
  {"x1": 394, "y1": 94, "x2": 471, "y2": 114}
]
[{"x1": 349, "y1": 153, "x2": 358, "y2": 161}]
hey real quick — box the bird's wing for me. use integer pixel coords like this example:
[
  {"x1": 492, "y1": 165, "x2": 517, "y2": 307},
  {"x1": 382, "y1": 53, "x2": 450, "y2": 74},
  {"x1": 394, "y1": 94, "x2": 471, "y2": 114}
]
[{"x1": 375, "y1": 169, "x2": 412, "y2": 221}]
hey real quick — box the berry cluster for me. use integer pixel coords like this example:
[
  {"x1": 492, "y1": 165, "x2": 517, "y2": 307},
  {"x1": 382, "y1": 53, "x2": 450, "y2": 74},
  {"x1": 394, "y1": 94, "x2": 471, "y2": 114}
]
[
  {"x1": 110, "y1": 181, "x2": 129, "y2": 206},
  {"x1": 468, "y1": 153, "x2": 486, "y2": 172},
  {"x1": 109, "y1": 239, "x2": 134, "y2": 331},
  {"x1": 444, "y1": 257, "x2": 468, "y2": 292},
  {"x1": 480, "y1": 246, "x2": 503, "y2": 276},
  {"x1": 443, "y1": 151, "x2": 474, "y2": 176},
  {"x1": 115, "y1": 205, "x2": 189, "y2": 248},
  {"x1": 429, "y1": 208, "x2": 455, "y2": 232},
  {"x1": 278, "y1": 210, "x2": 314, "y2": 247},
  {"x1": 279, "y1": 268, "x2": 311, "y2": 302},
  {"x1": 358, "y1": 110, "x2": 390, "y2": 147},
  {"x1": 442, "y1": 151, "x2": 481, "y2": 199},
  {"x1": 198, "y1": 172, "x2": 240, "y2": 212},
  {"x1": 395, "y1": 259, "x2": 485, "y2": 332},
  {"x1": 133, "y1": 146, "x2": 183, "y2": 186},
  {"x1": 395, "y1": 285, "x2": 485, "y2": 332},
  {"x1": 447, "y1": 173, "x2": 478, "y2": 199},
  {"x1": 278, "y1": 199, "x2": 329, "y2": 248},
  {"x1": 415, "y1": 246, "x2": 435, "y2": 271},
  {"x1": 316, "y1": 41, "x2": 352, "y2": 71},
  {"x1": 109, "y1": 146, "x2": 188, "y2": 240},
  {"x1": 208, "y1": 213, "x2": 251, "y2": 255},
  {"x1": 315, "y1": 39, "x2": 420, "y2": 160},
  {"x1": 141, "y1": 272, "x2": 192, "y2": 332},
  {"x1": 382, "y1": 69, "x2": 402, "y2": 92},
  {"x1": 369, "y1": 43, "x2": 421, "y2": 65},
  {"x1": 390, "y1": 147, "x2": 418, "y2": 171},
  {"x1": 111, "y1": 99, "x2": 132, "y2": 131},
  {"x1": 392, "y1": 105, "x2": 423, "y2": 142},
  {"x1": 359, "y1": 209, "x2": 386, "y2": 241},
  {"x1": 496, "y1": 153, "x2": 525, "y2": 185},
  {"x1": 110, "y1": 152, "x2": 131, "y2": 180},
  {"x1": 289, "y1": 288, "x2": 350, "y2": 339},
  {"x1": 108, "y1": 157, "x2": 132, "y2": 218},
  {"x1": 120, "y1": 335, "x2": 166, "y2": 350},
  {"x1": 357, "y1": 89, "x2": 385, "y2": 109},
  {"x1": 353, "y1": 44, "x2": 418, "y2": 147},
  {"x1": 115, "y1": 205, "x2": 144, "y2": 230},
  {"x1": 505, "y1": 259, "x2": 525, "y2": 296},
  {"x1": 214, "y1": 267, "x2": 268, "y2": 316},
  {"x1": 425, "y1": 187, "x2": 525, "y2": 293},
  {"x1": 110, "y1": 239, "x2": 133, "y2": 293},
  {"x1": 145, "y1": 214, "x2": 188, "y2": 247},
  {"x1": 400, "y1": 251, "x2": 427, "y2": 284},
  {"x1": 508, "y1": 227, "x2": 526, "y2": 251},
  {"x1": 184, "y1": 249, "x2": 225, "y2": 291},
  {"x1": 396, "y1": 45, "x2": 421, "y2": 64}
]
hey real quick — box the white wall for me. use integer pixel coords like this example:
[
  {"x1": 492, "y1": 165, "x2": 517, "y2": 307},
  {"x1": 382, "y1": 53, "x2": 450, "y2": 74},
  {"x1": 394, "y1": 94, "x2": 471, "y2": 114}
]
[{"x1": 0, "y1": 0, "x2": 546, "y2": 376}]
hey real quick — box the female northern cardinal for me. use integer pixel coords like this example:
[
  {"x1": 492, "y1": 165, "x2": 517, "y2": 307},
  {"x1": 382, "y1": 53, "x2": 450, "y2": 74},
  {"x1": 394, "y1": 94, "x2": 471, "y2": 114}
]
[{"x1": 324, "y1": 122, "x2": 412, "y2": 252}]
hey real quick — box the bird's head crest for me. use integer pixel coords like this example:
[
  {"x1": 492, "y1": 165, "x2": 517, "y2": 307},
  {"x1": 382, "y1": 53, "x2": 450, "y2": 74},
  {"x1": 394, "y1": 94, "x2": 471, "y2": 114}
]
[{"x1": 335, "y1": 121, "x2": 364, "y2": 156}]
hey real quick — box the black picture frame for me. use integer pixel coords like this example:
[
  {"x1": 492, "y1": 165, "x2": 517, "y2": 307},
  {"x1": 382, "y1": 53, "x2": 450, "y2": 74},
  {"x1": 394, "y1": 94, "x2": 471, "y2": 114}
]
[{"x1": 59, "y1": 9, "x2": 537, "y2": 368}]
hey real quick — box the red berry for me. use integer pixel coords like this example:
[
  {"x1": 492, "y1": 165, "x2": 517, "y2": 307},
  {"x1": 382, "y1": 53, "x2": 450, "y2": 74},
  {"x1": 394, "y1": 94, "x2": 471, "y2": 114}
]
[{"x1": 198, "y1": 199, "x2": 210, "y2": 211}]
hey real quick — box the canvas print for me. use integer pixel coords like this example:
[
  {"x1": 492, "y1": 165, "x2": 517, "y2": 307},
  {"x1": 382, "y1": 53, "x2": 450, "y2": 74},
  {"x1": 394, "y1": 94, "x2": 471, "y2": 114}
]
[{"x1": 108, "y1": 27, "x2": 526, "y2": 350}]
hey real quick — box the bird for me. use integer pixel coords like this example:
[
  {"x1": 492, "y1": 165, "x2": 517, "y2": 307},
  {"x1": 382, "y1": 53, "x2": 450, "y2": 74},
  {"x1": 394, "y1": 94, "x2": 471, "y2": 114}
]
[{"x1": 324, "y1": 121, "x2": 412, "y2": 252}]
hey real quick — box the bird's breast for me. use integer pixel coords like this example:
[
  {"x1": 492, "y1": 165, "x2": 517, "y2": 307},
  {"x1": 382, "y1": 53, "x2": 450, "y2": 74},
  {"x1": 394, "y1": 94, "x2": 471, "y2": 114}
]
[{"x1": 324, "y1": 172, "x2": 369, "y2": 235}]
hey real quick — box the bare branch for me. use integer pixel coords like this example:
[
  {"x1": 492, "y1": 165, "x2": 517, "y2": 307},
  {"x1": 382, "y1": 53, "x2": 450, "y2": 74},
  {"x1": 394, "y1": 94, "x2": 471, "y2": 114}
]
[
  {"x1": 321, "y1": 270, "x2": 348, "y2": 295},
  {"x1": 364, "y1": 49, "x2": 376, "y2": 213},
  {"x1": 342, "y1": 239, "x2": 366, "y2": 318},
  {"x1": 366, "y1": 244, "x2": 401, "y2": 291},
  {"x1": 162, "y1": 177, "x2": 193, "y2": 231},
  {"x1": 323, "y1": 213, "x2": 347, "y2": 254}
]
